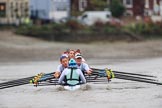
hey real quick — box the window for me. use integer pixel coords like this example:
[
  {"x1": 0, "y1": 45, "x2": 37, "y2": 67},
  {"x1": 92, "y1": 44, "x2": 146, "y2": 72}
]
[
  {"x1": 51, "y1": 0, "x2": 70, "y2": 11},
  {"x1": 24, "y1": 2, "x2": 29, "y2": 17},
  {"x1": 10, "y1": 2, "x2": 14, "y2": 17},
  {"x1": 79, "y1": 0, "x2": 87, "y2": 11},
  {"x1": 145, "y1": 0, "x2": 149, "y2": 8},
  {"x1": 126, "y1": 0, "x2": 131, "y2": 5},
  {"x1": 0, "y1": 3, "x2": 6, "y2": 17},
  {"x1": 53, "y1": 0, "x2": 69, "y2": 11},
  {"x1": 82, "y1": 14, "x2": 87, "y2": 19},
  {"x1": 106, "y1": 14, "x2": 111, "y2": 18},
  {"x1": 124, "y1": 10, "x2": 133, "y2": 16},
  {"x1": 123, "y1": 0, "x2": 133, "y2": 8}
]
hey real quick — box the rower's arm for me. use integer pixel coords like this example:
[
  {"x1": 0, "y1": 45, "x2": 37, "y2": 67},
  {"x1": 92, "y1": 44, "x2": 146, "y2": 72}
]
[
  {"x1": 54, "y1": 64, "x2": 63, "y2": 78},
  {"x1": 82, "y1": 63, "x2": 92, "y2": 74},
  {"x1": 58, "y1": 70, "x2": 66, "y2": 84},
  {"x1": 78, "y1": 69, "x2": 86, "y2": 83}
]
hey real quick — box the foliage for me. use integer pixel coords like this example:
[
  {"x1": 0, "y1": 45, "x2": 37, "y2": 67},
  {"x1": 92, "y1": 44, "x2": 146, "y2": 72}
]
[
  {"x1": 65, "y1": 19, "x2": 85, "y2": 30},
  {"x1": 110, "y1": 0, "x2": 126, "y2": 18},
  {"x1": 125, "y1": 20, "x2": 162, "y2": 39},
  {"x1": 15, "y1": 19, "x2": 162, "y2": 42}
]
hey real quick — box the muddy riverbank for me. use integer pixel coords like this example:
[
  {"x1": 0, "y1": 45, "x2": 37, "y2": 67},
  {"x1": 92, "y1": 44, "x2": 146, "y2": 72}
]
[{"x1": 0, "y1": 30, "x2": 162, "y2": 63}]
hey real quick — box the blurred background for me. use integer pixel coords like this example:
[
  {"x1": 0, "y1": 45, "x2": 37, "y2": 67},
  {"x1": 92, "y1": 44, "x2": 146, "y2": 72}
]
[
  {"x1": 0, "y1": 0, "x2": 162, "y2": 63},
  {"x1": 0, "y1": 0, "x2": 162, "y2": 42}
]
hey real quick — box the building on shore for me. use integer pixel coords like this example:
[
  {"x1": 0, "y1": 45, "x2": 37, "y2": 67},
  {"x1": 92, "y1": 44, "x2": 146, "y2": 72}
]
[
  {"x1": 30, "y1": 0, "x2": 70, "y2": 22},
  {"x1": 1, "y1": 0, "x2": 162, "y2": 25},
  {"x1": 0, "y1": 0, "x2": 29, "y2": 25},
  {"x1": 121, "y1": 0, "x2": 162, "y2": 17},
  {"x1": 0, "y1": 0, "x2": 71, "y2": 25},
  {"x1": 122, "y1": 0, "x2": 162, "y2": 21}
]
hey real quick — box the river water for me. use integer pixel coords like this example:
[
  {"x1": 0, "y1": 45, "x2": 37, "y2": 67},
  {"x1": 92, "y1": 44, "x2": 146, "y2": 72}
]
[{"x1": 0, "y1": 58, "x2": 162, "y2": 108}]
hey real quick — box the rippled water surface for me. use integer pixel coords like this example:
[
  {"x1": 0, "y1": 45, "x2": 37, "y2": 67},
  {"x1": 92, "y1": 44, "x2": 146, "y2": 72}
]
[{"x1": 0, "y1": 58, "x2": 162, "y2": 108}]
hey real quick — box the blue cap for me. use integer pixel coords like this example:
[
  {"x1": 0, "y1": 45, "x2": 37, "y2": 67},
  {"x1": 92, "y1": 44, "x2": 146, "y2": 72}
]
[
  {"x1": 60, "y1": 54, "x2": 68, "y2": 61},
  {"x1": 68, "y1": 58, "x2": 77, "y2": 68}
]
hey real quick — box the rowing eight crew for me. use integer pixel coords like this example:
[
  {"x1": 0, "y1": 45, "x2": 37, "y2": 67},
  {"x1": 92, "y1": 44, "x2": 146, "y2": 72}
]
[{"x1": 54, "y1": 49, "x2": 92, "y2": 86}]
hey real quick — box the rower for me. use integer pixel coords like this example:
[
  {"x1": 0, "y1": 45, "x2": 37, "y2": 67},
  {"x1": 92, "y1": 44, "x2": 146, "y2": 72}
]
[
  {"x1": 58, "y1": 58, "x2": 86, "y2": 86},
  {"x1": 54, "y1": 54, "x2": 69, "y2": 78},
  {"x1": 54, "y1": 49, "x2": 80, "y2": 78},
  {"x1": 75, "y1": 53, "x2": 92, "y2": 75},
  {"x1": 75, "y1": 49, "x2": 86, "y2": 62},
  {"x1": 68, "y1": 49, "x2": 75, "y2": 59}
]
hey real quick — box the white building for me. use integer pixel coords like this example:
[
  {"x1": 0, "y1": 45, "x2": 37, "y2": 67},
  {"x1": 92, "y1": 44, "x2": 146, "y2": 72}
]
[{"x1": 30, "y1": 0, "x2": 70, "y2": 21}]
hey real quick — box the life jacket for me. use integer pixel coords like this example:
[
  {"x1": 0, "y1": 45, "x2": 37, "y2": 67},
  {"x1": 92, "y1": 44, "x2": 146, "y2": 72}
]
[{"x1": 65, "y1": 68, "x2": 80, "y2": 86}]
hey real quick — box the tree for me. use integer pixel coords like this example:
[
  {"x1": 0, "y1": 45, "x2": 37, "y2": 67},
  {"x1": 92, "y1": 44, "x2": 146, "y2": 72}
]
[{"x1": 110, "y1": 0, "x2": 125, "y2": 18}]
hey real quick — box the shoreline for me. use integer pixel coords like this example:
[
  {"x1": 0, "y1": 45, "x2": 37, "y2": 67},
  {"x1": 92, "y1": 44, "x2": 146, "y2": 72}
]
[{"x1": 0, "y1": 30, "x2": 162, "y2": 64}]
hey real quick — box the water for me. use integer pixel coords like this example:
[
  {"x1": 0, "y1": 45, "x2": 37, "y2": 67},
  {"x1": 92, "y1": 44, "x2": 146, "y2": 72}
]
[{"x1": 0, "y1": 58, "x2": 162, "y2": 108}]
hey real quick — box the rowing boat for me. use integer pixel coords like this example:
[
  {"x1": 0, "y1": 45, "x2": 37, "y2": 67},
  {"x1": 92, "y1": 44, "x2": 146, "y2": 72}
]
[{"x1": 0, "y1": 68, "x2": 161, "y2": 90}]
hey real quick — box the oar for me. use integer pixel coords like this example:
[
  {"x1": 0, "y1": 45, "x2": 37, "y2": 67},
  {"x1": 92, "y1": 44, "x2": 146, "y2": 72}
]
[
  {"x1": 36, "y1": 79, "x2": 108, "y2": 87},
  {"x1": 0, "y1": 76, "x2": 56, "y2": 89},
  {"x1": 34, "y1": 79, "x2": 59, "y2": 86},
  {"x1": 0, "y1": 77, "x2": 34, "y2": 88},
  {"x1": 35, "y1": 74, "x2": 108, "y2": 87},
  {"x1": 91, "y1": 68, "x2": 156, "y2": 78},
  {"x1": 0, "y1": 76, "x2": 34, "y2": 86},
  {"x1": 92, "y1": 71, "x2": 157, "y2": 82},
  {"x1": 92, "y1": 70, "x2": 162, "y2": 85},
  {"x1": 0, "y1": 80, "x2": 32, "y2": 89},
  {"x1": 34, "y1": 83, "x2": 59, "y2": 86},
  {"x1": 0, "y1": 72, "x2": 55, "y2": 89},
  {"x1": 115, "y1": 74, "x2": 162, "y2": 85},
  {"x1": 38, "y1": 75, "x2": 55, "y2": 82}
]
